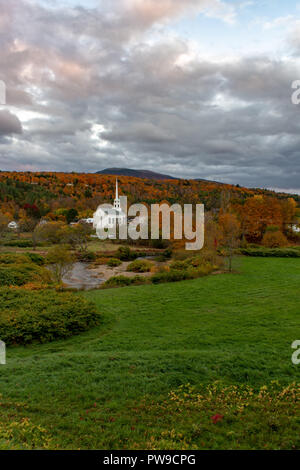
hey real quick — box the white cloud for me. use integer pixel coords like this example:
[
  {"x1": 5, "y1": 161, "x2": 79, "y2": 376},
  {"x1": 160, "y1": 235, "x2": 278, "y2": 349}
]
[{"x1": 263, "y1": 15, "x2": 295, "y2": 31}]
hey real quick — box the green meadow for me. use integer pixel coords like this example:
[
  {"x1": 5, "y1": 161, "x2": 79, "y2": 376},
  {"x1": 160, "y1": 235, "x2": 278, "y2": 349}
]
[{"x1": 0, "y1": 258, "x2": 299, "y2": 449}]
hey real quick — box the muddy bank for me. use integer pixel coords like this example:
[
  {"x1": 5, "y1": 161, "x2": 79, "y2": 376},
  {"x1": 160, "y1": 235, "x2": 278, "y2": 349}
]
[{"x1": 62, "y1": 259, "x2": 166, "y2": 290}]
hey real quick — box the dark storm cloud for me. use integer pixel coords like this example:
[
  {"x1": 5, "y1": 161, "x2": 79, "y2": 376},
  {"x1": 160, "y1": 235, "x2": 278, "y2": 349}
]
[
  {"x1": 0, "y1": 0, "x2": 299, "y2": 189},
  {"x1": 0, "y1": 111, "x2": 22, "y2": 135}
]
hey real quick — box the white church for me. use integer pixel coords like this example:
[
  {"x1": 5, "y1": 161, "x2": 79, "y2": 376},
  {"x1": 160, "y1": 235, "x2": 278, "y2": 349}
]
[{"x1": 93, "y1": 179, "x2": 126, "y2": 231}]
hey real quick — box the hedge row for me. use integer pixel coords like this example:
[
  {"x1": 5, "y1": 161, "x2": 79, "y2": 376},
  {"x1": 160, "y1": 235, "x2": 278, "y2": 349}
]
[
  {"x1": 2, "y1": 239, "x2": 34, "y2": 248},
  {"x1": 240, "y1": 248, "x2": 300, "y2": 258}
]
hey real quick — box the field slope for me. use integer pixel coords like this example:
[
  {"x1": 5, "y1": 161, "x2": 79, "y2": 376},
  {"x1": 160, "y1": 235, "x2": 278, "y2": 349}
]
[{"x1": 0, "y1": 258, "x2": 299, "y2": 449}]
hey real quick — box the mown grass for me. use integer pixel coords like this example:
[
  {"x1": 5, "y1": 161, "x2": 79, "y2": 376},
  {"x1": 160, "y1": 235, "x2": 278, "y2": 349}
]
[{"x1": 0, "y1": 257, "x2": 299, "y2": 449}]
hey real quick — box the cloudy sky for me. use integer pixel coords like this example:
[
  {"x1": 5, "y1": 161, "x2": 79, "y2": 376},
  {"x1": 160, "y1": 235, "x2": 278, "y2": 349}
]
[{"x1": 1, "y1": 0, "x2": 300, "y2": 191}]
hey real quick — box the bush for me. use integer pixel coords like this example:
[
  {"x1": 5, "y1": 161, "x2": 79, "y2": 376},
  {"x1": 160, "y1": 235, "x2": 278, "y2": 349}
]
[
  {"x1": 107, "y1": 258, "x2": 122, "y2": 267},
  {"x1": 76, "y1": 251, "x2": 96, "y2": 262},
  {"x1": 262, "y1": 231, "x2": 288, "y2": 248},
  {"x1": 127, "y1": 259, "x2": 153, "y2": 273},
  {"x1": 0, "y1": 288, "x2": 100, "y2": 345},
  {"x1": 131, "y1": 275, "x2": 147, "y2": 286},
  {"x1": 151, "y1": 270, "x2": 187, "y2": 284},
  {"x1": 103, "y1": 275, "x2": 147, "y2": 289},
  {"x1": 25, "y1": 252, "x2": 45, "y2": 266},
  {"x1": 170, "y1": 256, "x2": 215, "y2": 271},
  {"x1": 103, "y1": 275, "x2": 133, "y2": 287},
  {"x1": 0, "y1": 263, "x2": 51, "y2": 286},
  {"x1": 116, "y1": 246, "x2": 137, "y2": 261},
  {"x1": 169, "y1": 260, "x2": 188, "y2": 270}
]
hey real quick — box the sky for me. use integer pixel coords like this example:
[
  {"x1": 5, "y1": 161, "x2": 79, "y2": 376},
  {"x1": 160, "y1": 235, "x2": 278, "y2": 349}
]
[{"x1": 1, "y1": 0, "x2": 300, "y2": 191}]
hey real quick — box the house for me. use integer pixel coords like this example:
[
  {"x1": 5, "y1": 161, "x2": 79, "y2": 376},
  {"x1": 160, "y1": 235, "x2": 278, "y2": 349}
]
[
  {"x1": 291, "y1": 224, "x2": 300, "y2": 233},
  {"x1": 79, "y1": 218, "x2": 94, "y2": 225},
  {"x1": 93, "y1": 179, "x2": 126, "y2": 233},
  {"x1": 7, "y1": 221, "x2": 19, "y2": 230},
  {"x1": 38, "y1": 219, "x2": 49, "y2": 226}
]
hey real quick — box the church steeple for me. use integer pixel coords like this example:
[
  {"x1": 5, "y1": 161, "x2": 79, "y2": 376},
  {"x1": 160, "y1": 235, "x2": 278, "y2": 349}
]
[{"x1": 113, "y1": 178, "x2": 120, "y2": 210}]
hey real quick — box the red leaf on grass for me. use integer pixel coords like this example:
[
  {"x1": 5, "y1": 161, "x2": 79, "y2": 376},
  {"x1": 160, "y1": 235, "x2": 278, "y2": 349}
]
[{"x1": 211, "y1": 414, "x2": 224, "y2": 424}]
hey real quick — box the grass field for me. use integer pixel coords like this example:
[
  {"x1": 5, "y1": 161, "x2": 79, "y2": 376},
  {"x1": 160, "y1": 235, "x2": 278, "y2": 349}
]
[{"x1": 0, "y1": 258, "x2": 299, "y2": 449}]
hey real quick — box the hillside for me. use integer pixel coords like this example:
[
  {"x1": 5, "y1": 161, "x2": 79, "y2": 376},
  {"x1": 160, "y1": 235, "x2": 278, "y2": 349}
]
[
  {"x1": 0, "y1": 172, "x2": 299, "y2": 239},
  {"x1": 96, "y1": 168, "x2": 178, "y2": 180}
]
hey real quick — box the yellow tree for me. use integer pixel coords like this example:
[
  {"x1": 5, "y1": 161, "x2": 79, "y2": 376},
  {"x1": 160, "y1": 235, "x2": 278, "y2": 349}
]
[{"x1": 219, "y1": 213, "x2": 241, "y2": 272}]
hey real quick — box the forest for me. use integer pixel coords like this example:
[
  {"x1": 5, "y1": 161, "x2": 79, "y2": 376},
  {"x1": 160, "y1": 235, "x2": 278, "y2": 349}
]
[{"x1": 0, "y1": 171, "x2": 299, "y2": 247}]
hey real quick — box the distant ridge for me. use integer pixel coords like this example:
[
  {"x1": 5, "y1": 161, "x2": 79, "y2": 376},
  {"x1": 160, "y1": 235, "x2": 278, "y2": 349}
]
[
  {"x1": 96, "y1": 168, "x2": 178, "y2": 180},
  {"x1": 96, "y1": 167, "x2": 225, "y2": 184}
]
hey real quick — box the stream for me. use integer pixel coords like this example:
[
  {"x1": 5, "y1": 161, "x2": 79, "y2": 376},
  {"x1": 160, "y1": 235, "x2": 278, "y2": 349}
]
[{"x1": 62, "y1": 262, "x2": 104, "y2": 290}]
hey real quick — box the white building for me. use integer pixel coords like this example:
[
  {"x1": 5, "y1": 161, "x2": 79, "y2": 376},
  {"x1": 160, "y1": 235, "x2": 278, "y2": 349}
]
[
  {"x1": 7, "y1": 221, "x2": 19, "y2": 230},
  {"x1": 79, "y1": 218, "x2": 94, "y2": 225},
  {"x1": 93, "y1": 179, "x2": 126, "y2": 232},
  {"x1": 291, "y1": 224, "x2": 300, "y2": 233}
]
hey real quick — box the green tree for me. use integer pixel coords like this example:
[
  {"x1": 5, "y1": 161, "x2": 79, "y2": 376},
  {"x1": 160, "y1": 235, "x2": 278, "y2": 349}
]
[{"x1": 66, "y1": 208, "x2": 78, "y2": 224}]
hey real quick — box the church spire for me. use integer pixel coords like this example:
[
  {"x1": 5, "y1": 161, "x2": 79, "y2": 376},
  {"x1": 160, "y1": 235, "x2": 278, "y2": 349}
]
[{"x1": 114, "y1": 178, "x2": 120, "y2": 210}]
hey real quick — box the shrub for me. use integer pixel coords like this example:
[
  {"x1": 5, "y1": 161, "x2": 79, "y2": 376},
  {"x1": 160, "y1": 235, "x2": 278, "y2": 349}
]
[
  {"x1": 151, "y1": 270, "x2": 187, "y2": 284},
  {"x1": 131, "y1": 275, "x2": 147, "y2": 286},
  {"x1": 127, "y1": 259, "x2": 153, "y2": 273},
  {"x1": 170, "y1": 260, "x2": 188, "y2": 271},
  {"x1": 103, "y1": 275, "x2": 133, "y2": 287},
  {"x1": 76, "y1": 251, "x2": 96, "y2": 262},
  {"x1": 170, "y1": 256, "x2": 215, "y2": 271},
  {"x1": 0, "y1": 288, "x2": 100, "y2": 345},
  {"x1": 107, "y1": 258, "x2": 122, "y2": 267},
  {"x1": 103, "y1": 275, "x2": 147, "y2": 288},
  {"x1": 0, "y1": 263, "x2": 51, "y2": 286},
  {"x1": 25, "y1": 252, "x2": 45, "y2": 266},
  {"x1": 262, "y1": 230, "x2": 288, "y2": 248},
  {"x1": 116, "y1": 246, "x2": 137, "y2": 261}
]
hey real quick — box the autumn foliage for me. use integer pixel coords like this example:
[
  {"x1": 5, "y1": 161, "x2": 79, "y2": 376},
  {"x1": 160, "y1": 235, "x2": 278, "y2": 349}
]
[{"x1": 0, "y1": 171, "x2": 298, "y2": 248}]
